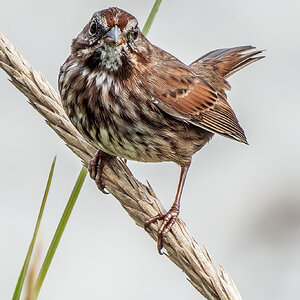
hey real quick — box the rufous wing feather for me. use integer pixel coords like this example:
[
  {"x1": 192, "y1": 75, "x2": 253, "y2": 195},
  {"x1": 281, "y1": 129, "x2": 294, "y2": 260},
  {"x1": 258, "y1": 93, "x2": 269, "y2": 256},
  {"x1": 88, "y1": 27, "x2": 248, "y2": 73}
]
[{"x1": 152, "y1": 62, "x2": 248, "y2": 144}]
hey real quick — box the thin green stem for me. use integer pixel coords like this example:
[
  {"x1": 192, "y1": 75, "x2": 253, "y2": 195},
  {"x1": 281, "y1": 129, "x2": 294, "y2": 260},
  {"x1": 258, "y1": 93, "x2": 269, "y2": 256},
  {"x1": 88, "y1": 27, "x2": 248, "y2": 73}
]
[
  {"x1": 33, "y1": 167, "x2": 87, "y2": 298},
  {"x1": 142, "y1": 0, "x2": 163, "y2": 36},
  {"x1": 12, "y1": 157, "x2": 56, "y2": 300}
]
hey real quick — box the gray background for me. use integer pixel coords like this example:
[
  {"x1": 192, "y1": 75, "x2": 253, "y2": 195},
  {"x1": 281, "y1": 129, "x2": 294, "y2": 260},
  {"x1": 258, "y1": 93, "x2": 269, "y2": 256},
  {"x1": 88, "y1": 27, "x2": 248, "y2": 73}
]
[{"x1": 1, "y1": 0, "x2": 299, "y2": 299}]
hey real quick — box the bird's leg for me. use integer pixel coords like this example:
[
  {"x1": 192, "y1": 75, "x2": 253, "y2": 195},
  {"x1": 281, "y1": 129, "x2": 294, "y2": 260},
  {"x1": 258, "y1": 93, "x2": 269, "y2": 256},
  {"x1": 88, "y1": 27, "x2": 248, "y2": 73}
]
[
  {"x1": 144, "y1": 163, "x2": 190, "y2": 254},
  {"x1": 88, "y1": 149, "x2": 112, "y2": 194}
]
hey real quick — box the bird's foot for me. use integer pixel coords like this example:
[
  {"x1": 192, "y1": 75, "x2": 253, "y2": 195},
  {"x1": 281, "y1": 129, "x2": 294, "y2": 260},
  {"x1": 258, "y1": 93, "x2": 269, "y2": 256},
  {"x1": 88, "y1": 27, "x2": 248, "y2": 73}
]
[
  {"x1": 88, "y1": 150, "x2": 111, "y2": 194},
  {"x1": 144, "y1": 206, "x2": 179, "y2": 254}
]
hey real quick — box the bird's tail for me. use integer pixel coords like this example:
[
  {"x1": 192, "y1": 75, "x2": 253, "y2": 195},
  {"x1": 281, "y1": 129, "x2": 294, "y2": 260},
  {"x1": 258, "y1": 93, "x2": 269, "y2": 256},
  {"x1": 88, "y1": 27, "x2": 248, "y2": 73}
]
[{"x1": 191, "y1": 45, "x2": 264, "y2": 79}]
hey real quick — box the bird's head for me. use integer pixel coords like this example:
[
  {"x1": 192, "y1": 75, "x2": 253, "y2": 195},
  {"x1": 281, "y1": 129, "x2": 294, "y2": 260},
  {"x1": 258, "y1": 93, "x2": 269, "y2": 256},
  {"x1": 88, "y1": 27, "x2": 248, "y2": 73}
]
[{"x1": 71, "y1": 7, "x2": 147, "y2": 71}]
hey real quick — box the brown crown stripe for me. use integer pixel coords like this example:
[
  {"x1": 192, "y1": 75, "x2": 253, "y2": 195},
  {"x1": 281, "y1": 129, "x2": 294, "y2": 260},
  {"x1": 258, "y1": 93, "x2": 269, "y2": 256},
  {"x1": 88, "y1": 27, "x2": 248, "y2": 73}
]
[{"x1": 101, "y1": 7, "x2": 135, "y2": 29}]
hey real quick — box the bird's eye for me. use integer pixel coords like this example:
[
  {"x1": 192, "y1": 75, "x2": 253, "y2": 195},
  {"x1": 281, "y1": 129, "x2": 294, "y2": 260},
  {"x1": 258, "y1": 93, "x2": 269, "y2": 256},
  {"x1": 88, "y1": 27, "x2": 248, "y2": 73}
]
[
  {"x1": 89, "y1": 21, "x2": 97, "y2": 35},
  {"x1": 132, "y1": 28, "x2": 139, "y2": 40}
]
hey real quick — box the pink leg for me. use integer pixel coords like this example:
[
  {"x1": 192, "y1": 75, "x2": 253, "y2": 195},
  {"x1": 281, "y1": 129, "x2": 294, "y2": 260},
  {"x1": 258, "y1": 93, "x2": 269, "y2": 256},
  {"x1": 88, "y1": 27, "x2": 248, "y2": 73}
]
[
  {"x1": 88, "y1": 150, "x2": 112, "y2": 194},
  {"x1": 144, "y1": 163, "x2": 190, "y2": 254}
]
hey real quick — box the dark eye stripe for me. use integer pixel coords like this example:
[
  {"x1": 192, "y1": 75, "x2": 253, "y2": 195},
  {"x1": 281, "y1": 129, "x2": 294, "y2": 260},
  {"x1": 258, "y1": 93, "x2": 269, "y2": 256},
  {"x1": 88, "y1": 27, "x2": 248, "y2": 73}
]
[{"x1": 132, "y1": 28, "x2": 139, "y2": 40}]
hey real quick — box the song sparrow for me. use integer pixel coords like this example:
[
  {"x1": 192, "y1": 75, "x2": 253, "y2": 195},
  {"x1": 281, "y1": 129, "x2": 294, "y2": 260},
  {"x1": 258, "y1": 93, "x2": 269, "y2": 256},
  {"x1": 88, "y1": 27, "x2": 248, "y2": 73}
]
[{"x1": 59, "y1": 7, "x2": 263, "y2": 253}]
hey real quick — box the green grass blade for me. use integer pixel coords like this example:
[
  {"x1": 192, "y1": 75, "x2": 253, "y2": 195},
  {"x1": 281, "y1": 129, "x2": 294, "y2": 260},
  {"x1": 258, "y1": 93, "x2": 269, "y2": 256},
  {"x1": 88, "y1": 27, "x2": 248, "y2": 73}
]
[
  {"x1": 12, "y1": 156, "x2": 57, "y2": 300},
  {"x1": 142, "y1": 0, "x2": 163, "y2": 36},
  {"x1": 33, "y1": 166, "x2": 87, "y2": 298}
]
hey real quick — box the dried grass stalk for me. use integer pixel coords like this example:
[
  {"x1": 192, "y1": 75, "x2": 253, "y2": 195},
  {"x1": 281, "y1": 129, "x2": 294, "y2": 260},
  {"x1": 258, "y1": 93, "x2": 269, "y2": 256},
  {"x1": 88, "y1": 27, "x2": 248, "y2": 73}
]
[{"x1": 0, "y1": 32, "x2": 242, "y2": 300}]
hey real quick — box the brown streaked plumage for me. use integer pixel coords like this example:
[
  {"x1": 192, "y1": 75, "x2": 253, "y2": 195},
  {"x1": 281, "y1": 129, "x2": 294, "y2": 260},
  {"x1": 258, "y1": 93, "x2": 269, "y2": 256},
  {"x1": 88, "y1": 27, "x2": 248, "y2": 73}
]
[{"x1": 59, "y1": 7, "x2": 264, "y2": 253}]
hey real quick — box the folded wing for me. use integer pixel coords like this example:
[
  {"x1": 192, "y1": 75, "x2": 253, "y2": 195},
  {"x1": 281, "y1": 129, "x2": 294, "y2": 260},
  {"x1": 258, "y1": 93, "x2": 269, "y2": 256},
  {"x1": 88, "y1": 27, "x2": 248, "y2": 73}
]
[{"x1": 151, "y1": 46, "x2": 263, "y2": 144}]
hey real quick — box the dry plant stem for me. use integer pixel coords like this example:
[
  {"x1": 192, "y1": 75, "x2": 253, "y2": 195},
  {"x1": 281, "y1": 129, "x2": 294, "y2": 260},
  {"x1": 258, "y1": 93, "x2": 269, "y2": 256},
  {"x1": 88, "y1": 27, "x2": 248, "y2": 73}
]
[{"x1": 0, "y1": 33, "x2": 242, "y2": 300}]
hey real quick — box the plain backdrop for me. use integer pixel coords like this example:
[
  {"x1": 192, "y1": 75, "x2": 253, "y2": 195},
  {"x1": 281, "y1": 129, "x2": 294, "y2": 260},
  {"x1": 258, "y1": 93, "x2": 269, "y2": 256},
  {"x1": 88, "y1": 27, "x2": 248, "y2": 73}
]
[{"x1": 1, "y1": 0, "x2": 300, "y2": 299}]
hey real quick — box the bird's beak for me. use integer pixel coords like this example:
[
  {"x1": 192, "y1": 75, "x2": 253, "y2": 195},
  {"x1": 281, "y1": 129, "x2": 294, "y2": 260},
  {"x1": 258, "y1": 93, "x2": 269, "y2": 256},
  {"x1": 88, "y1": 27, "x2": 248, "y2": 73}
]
[{"x1": 104, "y1": 25, "x2": 123, "y2": 45}]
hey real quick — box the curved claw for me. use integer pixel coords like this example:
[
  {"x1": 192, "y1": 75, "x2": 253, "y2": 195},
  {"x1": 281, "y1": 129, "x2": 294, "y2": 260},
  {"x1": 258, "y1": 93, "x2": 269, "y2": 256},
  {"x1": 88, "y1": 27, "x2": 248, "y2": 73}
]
[
  {"x1": 88, "y1": 150, "x2": 110, "y2": 194},
  {"x1": 144, "y1": 208, "x2": 179, "y2": 254}
]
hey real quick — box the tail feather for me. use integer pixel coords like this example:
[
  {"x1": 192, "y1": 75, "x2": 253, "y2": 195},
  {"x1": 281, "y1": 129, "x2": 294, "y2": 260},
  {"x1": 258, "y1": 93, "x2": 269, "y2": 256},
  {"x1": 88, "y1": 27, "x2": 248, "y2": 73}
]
[{"x1": 191, "y1": 45, "x2": 264, "y2": 79}]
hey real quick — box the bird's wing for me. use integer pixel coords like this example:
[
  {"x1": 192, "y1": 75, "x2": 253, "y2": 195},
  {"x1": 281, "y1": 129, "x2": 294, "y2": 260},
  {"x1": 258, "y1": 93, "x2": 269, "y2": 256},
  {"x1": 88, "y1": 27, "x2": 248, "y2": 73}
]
[{"x1": 151, "y1": 63, "x2": 247, "y2": 144}]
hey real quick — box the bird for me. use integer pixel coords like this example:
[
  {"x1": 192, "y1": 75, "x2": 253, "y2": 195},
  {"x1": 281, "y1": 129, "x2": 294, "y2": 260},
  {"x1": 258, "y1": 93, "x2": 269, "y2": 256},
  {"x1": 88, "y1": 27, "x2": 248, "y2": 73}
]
[{"x1": 58, "y1": 7, "x2": 264, "y2": 253}]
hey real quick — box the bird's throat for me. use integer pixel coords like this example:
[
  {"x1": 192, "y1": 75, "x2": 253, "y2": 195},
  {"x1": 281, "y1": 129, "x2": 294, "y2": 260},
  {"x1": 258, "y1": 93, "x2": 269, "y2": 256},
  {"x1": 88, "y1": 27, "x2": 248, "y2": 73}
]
[{"x1": 100, "y1": 45, "x2": 123, "y2": 71}]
